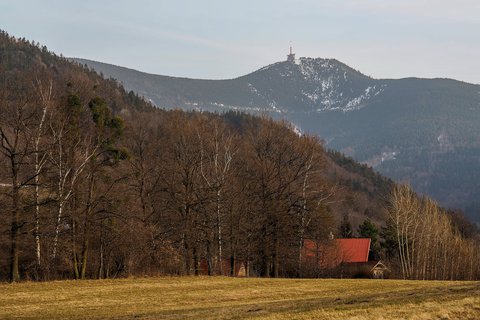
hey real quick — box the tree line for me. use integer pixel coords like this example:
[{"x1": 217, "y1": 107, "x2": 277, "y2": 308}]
[{"x1": 0, "y1": 65, "x2": 340, "y2": 281}]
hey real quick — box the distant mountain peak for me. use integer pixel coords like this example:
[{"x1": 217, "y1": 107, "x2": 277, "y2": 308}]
[{"x1": 240, "y1": 57, "x2": 383, "y2": 113}]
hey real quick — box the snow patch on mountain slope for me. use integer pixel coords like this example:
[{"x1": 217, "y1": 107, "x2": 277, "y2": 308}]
[
  {"x1": 247, "y1": 83, "x2": 258, "y2": 94},
  {"x1": 290, "y1": 58, "x2": 385, "y2": 112},
  {"x1": 185, "y1": 100, "x2": 285, "y2": 114},
  {"x1": 363, "y1": 150, "x2": 399, "y2": 168},
  {"x1": 342, "y1": 85, "x2": 386, "y2": 112},
  {"x1": 297, "y1": 58, "x2": 334, "y2": 77},
  {"x1": 246, "y1": 82, "x2": 283, "y2": 113}
]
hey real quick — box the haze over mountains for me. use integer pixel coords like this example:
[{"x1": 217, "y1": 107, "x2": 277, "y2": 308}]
[{"x1": 73, "y1": 56, "x2": 480, "y2": 222}]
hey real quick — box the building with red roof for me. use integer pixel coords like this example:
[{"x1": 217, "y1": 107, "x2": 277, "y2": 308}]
[{"x1": 303, "y1": 238, "x2": 388, "y2": 278}]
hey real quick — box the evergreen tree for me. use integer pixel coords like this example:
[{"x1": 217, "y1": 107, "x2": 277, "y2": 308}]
[
  {"x1": 339, "y1": 213, "x2": 353, "y2": 238},
  {"x1": 380, "y1": 220, "x2": 398, "y2": 260},
  {"x1": 358, "y1": 218, "x2": 379, "y2": 260}
]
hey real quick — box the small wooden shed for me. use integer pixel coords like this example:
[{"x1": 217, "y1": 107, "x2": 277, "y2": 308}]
[{"x1": 341, "y1": 261, "x2": 389, "y2": 279}]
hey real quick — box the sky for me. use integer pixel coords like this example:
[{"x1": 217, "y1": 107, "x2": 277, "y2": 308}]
[{"x1": 1, "y1": 0, "x2": 479, "y2": 83}]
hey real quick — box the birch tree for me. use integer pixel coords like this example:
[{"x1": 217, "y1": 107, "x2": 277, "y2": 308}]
[
  {"x1": 198, "y1": 118, "x2": 236, "y2": 275},
  {"x1": 30, "y1": 76, "x2": 53, "y2": 267},
  {"x1": 388, "y1": 184, "x2": 480, "y2": 280},
  {"x1": 49, "y1": 94, "x2": 97, "y2": 260}
]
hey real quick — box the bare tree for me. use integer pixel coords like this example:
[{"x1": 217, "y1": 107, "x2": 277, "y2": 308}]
[
  {"x1": 388, "y1": 184, "x2": 480, "y2": 280},
  {"x1": 197, "y1": 118, "x2": 236, "y2": 275},
  {"x1": 0, "y1": 75, "x2": 37, "y2": 282},
  {"x1": 30, "y1": 76, "x2": 53, "y2": 267},
  {"x1": 48, "y1": 94, "x2": 97, "y2": 260}
]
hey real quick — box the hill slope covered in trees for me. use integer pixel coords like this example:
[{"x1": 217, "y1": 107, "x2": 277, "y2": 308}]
[{"x1": 72, "y1": 56, "x2": 480, "y2": 223}]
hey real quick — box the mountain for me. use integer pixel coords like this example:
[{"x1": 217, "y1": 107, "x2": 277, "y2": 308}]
[
  {"x1": 72, "y1": 57, "x2": 381, "y2": 113},
  {"x1": 72, "y1": 57, "x2": 480, "y2": 222}
]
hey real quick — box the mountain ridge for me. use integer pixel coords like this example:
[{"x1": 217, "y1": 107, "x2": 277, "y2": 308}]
[
  {"x1": 73, "y1": 57, "x2": 382, "y2": 113},
  {"x1": 73, "y1": 57, "x2": 478, "y2": 84}
]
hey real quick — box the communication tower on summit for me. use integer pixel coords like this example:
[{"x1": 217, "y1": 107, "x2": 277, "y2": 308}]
[{"x1": 287, "y1": 44, "x2": 296, "y2": 62}]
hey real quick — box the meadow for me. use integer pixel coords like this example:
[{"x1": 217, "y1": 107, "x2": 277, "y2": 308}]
[{"x1": 1, "y1": 277, "x2": 479, "y2": 319}]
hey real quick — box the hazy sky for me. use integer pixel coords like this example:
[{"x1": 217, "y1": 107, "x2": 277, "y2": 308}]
[{"x1": 1, "y1": 0, "x2": 479, "y2": 83}]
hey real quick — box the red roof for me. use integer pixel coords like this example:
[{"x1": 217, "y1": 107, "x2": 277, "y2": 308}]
[
  {"x1": 335, "y1": 238, "x2": 371, "y2": 263},
  {"x1": 303, "y1": 238, "x2": 371, "y2": 267}
]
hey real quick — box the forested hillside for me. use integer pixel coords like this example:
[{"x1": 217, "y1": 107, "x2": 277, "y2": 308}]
[
  {"x1": 1, "y1": 31, "x2": 479, "y2": 282},
  {"x1": 73, "y1": 56, "x2": 480, "y2": 223}
]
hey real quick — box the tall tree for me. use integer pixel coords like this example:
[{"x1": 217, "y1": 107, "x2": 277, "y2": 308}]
[
  {"x1": 0, "y1": 74, "x2": 36, "y2": 282},
  {"x1": 358, "y1": 218, "x2": 379, "y2": 259},
  {"x1": 30, "y1": 75, "x2": 53, "y2": 269},
  {"x1": 197, "y1": 118, "x2": 236, "y2": 275}
]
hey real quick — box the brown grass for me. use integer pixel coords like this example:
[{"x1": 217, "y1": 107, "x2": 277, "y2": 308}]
[{"x1": 0, "y1": 277, "x2": 479, "y2": 319}]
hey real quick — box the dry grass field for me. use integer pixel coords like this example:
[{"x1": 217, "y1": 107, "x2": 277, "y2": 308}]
[{"x1": 1, "y1": 277, "x2": 479, "y2": 319}]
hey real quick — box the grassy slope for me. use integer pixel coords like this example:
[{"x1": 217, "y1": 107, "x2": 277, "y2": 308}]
[{"x1": 1, "y1": 277, "x2": 479, "y2": 320}]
